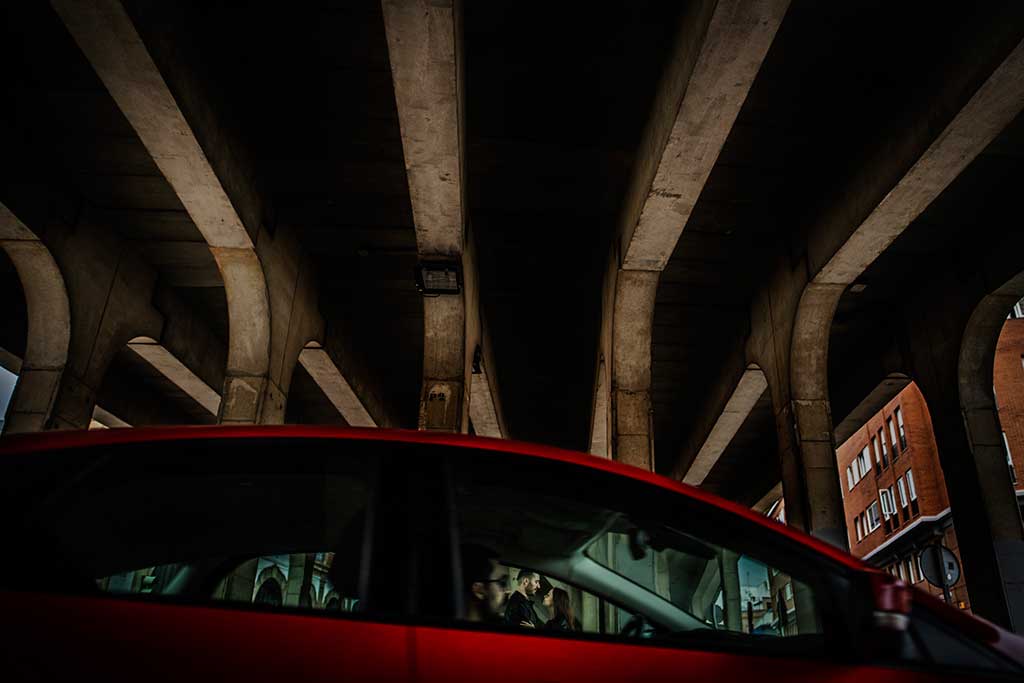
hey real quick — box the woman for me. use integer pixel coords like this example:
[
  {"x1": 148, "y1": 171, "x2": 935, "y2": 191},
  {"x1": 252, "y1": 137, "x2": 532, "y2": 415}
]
[{"x1": 542, "y1": 587, "x2": 580, "y2": 631}]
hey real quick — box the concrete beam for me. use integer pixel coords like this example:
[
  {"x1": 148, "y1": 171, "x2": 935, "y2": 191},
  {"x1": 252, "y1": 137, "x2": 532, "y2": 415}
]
[
  {"x1": 468, "y1": 334, "x2": 502, "y2": 439},
  {"x1": 682, "y1": 365, "x2": 767, "y2": 486},
  {"x1": 777, "y1": 30, "x2": 1024, "y2": 548},
  {"x1": 92, "y1": 405, "x2": 131, "y2": 429},
  {"x1": 381, "y1": 0, "x2": 464, "y2": 257},
  {"x1": 52, "y1": 0, "x2": 275, "y2": 424},
  {"x1": 598, "y1": 0, "x2": 787, "y2": 469},
  {"x1": 384, "y1": 0, "x2": 488, "y2": 434},
  {"x1": 127, "y1": 336, "x2": 221, "y2": 416},
  {"x1": 298, "y1": 345, "x2": 376, "y2": 428},
  {"x1": 0, "y1": 202, "x2": 70, "y2": 434},
  {"x1": 620, "y1": 0, "x2": 790, "y2": 271}
]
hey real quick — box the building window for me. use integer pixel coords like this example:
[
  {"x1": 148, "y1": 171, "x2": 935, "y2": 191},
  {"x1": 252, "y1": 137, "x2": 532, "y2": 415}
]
[
  {"x1": 1010, "y1": 301, "x2": 1024, "y2": 319},
  {"x1": 897, "y1": 562, "x2": 905, "y2": 581},
  {"x1": 906, "y1": 468, "x2": 920, "y2": 516},
  {"x1": 866, "y1": 502, "x2": 881, "y2": 532},
  {"x1": 906, "y1": 558, "x2": 917, "y2": 583},
  {"x1": 895, "y1": 406, "x2": 907, "y2": 450},
  {"x1": 916, "y1": 552, "x2": 925, "y2": 582},
  {"x1": 858, "y1": 447, "x2": 871, "y2": 478},
  {"x1": 846, "y1": 466, "x2": 854, "y2": 491},
  {"x1": 855, "y1": 516, "x2": 863, "y2": 541},
  {"x1": 1003, "y1": 432, "x2": 1017, "y2": 486},
  {"x1": 871, "y1": 436, "x2": 881, "y2": 468},
  {"x1": 888, "y1": 417, "x2": 899, "y2": 458},
  {"x1": 878, "y1": 429, "x2": 889, "y2": 467}
]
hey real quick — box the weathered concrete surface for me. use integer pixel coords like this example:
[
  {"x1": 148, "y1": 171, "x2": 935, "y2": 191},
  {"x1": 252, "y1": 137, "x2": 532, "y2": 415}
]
[
  {"x1": 682, "y1": 365, "x2": 767, "y2": 486},
  {"x1": 381, "y1": 0, "x2": 464, "y2": 257},
  {"x1": 384, "y1": 0, "x2": 496, "y2": 434},
  {"x1": 620, "y1": 0, "x2": 790, "y2": 271},
  {"x1": 54, "y1": 0, "x2": 337, "y2": 426},
  {"x1": 744, "y1": 30, "x2": 1024, "y2": 548},
  {"x1": 127, "y1": 336, "x2": 221, "y2": 416},
  {"x1": 612, "y1": 270, "x2": 659, "y2": 470},
  {"x1": 298, "y1": 345, "x2": 376, "y2": 428},
  {"x1": 52, "y1": 0, "x2": 274, "y2": 423},
  {"x1": 597, "y1": 0, "x2": 787, "y2": 470},
  {"x1": 0, "y1": 203, "x2": 70, "y2": 434},
  {"x1": 952, "y1": 273, "x2": 1024, "y2": 631},
  {"x1": 39, "y1": 222, "x2": 163, "y2": 431}
]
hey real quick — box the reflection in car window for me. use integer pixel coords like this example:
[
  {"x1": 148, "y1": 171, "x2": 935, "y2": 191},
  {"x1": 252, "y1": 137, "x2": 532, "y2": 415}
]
[
  {"x1": 99, "y1": 553, "x2": 361, "y2": 613},
  {"x1": 586, "y1": 531, "x2": 818, "y2": 637},
  {"x1": 1, "y1": 439, "x2": 371, "y2": 615},
  {"x1": 452, "y1": 453, "x2": 824, "y2": 648},
  {"x1": 212, "y1": 554, "x2": 359, "y2": 612}
]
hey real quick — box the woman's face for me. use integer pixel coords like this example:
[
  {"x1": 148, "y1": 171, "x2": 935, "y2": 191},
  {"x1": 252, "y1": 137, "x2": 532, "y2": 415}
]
[{"x1": 543, "y1": 589, "x2": 554, "y2": 609}]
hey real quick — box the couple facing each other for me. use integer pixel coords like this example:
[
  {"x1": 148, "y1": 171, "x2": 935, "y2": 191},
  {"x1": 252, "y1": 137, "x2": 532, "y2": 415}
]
[{"x1": 462, "y1": 544, "x2": 579, "y2": 631}]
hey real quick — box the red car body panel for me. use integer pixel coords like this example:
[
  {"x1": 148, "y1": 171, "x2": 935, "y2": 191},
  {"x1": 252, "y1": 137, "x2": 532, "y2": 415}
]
[
  {"x1": 411, "y1": 624, "x2": 951, "y2": 683},
  {"x1": 2, "y1": 426, "x2": 1023, "y2": 680},
  {"x1": 3, "y1": 591, "x2": 411, "y2": 682}
]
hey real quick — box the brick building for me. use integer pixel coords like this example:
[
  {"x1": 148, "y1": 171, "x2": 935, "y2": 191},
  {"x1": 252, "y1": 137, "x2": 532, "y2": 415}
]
[{"x1": 834, "y1": 310, "x2": 1024, "y2": 613}]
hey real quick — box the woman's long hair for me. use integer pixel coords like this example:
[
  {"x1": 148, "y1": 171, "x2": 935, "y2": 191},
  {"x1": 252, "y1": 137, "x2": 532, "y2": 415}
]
[{"x1": 551, "y1": 588, "x2": 578, "y2": 629}]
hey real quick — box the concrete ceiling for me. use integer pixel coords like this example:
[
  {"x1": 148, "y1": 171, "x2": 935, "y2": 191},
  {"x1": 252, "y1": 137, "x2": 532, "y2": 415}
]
[{"x1": 0, "y1": 0, "x2": 1021, "y2": 480}]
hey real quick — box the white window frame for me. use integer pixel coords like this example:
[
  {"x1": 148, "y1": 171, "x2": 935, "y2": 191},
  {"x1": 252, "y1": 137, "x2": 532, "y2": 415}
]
[
  {"x1": 906, "y1": 468, "x2": 917, "y2": 500},
  {"x1": 878, "y1": 429, "x2": 888, "y2": 460},
  {"x1": 895, "y1": 406, "x2": 907, "y2": 448},
  {"x1": 855, "y1": 516, "x2": 863, "y2": 541},
  {"x1": 871, "y1": 436, "x2": 880, "y2": 466},
  {"x1": 847, "y1": 466, "x2": 854, "y2": 491},
  {"x1": 888, "y1": 417, "x2": 899, "y2": 453},
  {"x1": 866, "y1": 502, "x2": 881, "y2": 531},
  {"x1": 860, "y1": 447, "x2": 872, "y2": 476},
  {"x1": 879, "y1": 489, "x2": 893, "y2": 518},
  {"x1": 897, "y1": 562, "x2": 905, "y2": 581},
  {"x1": 897, "y1": 477, "x2": 908, "y2": 507}
]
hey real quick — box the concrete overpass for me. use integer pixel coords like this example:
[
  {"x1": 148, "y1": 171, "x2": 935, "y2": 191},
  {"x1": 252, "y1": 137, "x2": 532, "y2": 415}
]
[{"x1": 1, "y1": 0, "x2": 1023, "y2": 631}]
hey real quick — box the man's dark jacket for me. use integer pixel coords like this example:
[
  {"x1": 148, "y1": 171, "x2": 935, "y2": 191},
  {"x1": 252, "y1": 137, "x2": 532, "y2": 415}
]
[{"x1": 504, "y1": 591, "x2": 541, "y2": 628}]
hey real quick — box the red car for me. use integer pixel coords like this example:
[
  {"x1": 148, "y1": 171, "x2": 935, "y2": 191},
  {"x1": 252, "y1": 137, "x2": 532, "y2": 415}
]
[{"x1": 1, "y1": 426, "x2": 1022, "y2": 681}]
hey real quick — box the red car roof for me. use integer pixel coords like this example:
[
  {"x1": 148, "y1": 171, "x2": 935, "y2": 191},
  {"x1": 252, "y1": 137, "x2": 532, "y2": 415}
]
[{"x1": 0, "y1": 424, "x2": 868, "y2": 572}]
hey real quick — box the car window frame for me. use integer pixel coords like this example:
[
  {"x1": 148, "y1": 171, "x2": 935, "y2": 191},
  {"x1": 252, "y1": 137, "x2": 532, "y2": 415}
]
[{"x1": 441, "y1": 448, "x2": 859, "y2": 660}]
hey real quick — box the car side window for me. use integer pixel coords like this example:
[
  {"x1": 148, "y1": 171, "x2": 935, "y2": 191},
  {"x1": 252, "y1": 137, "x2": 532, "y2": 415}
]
[
  {"x1": 451, "y1": 452, "x2": 830, "y2": 652},
  {"x1": 9, "y1": 439, "x2": 372, "y2": 616}
]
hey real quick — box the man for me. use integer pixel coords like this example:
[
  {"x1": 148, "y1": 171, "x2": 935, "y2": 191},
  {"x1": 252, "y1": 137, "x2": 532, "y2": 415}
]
[
  {"x1": 504, "y1": 569, "x2": 542, "y2": 628},
  {"x1": 460, "y1": 544, "x2": 507, "y2": 623}
]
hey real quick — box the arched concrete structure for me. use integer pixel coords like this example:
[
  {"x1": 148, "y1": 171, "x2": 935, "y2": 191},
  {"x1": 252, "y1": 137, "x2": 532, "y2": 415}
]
[
  {"x1": 594, "y1": 0, "x2": 789, "y2": 470},
  {"x1": 778, "y1": 35, "x2": 1024, "y2": 546},
  {"x1": 957, "y1": 274, "x2": 1024, "y2": 629},
  {"x1": 0, "y1": 202, "x2": 70, "y2": 433},
  {"x1": 53, "y1": 0, "x2": 273, "y2": 424}
]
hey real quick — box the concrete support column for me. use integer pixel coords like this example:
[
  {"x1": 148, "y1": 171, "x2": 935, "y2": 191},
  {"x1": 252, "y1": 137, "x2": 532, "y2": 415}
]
[
  {"x1": 611, "y1": 271, "x2": 659, "y2": 470},
  {"x1": 745, "y1": 24, "x2": 1024, "y2": 548},
  {"x1": 593, "y1": 0, "x2": 788, "y2": 470},
  {"x1": 897, "y1": 274, "x2": 1024, "y2": 631},
  {"x1": 383, "y1": 0, "x2": 502, "y2": 435},
  {"x1": 0, "y1": 203, "x2": 70, "y2": 434},
  {"x1": 44, "y1": 224, "x2": 163, "y2": 430}
]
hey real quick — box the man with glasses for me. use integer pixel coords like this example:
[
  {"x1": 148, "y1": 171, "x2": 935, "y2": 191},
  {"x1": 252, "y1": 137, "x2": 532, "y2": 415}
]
[{"x1": 460, "y1": 544, "x2": 508, "y2": 623}]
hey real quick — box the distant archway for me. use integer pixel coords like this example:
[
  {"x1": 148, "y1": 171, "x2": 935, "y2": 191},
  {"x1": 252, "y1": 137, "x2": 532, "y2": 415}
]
[{"x1": 0, "y1": 204, "x2": 71, "y2": 433}]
